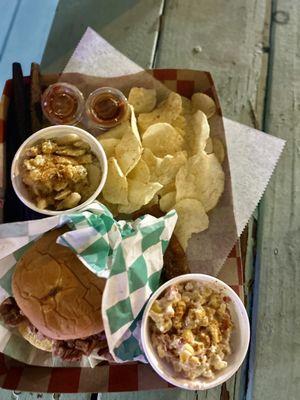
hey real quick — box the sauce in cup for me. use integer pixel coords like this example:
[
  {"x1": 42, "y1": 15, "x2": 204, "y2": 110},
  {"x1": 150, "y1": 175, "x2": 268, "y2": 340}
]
[
  {"x1": 42, "y1": 83, "x2": 85, "y2": 125},
  {"x1": 86, "y1": 87, "x2": 129, "y2": 130}
]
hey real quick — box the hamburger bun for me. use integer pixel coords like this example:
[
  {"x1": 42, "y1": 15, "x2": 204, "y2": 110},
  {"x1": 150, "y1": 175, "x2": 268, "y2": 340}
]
[
  {"x1": 18, "y1": 321, "x2": 53, "y2": 352},
  {"x1": 12, "y1": 228, "x2": 106, "y2": 340}
]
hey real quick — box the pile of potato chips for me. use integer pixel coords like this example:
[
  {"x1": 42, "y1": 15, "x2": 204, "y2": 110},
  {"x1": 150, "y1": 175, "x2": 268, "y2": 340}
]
[{"x1": 97, "y1": 87, "x2": 225, "y2": 250}]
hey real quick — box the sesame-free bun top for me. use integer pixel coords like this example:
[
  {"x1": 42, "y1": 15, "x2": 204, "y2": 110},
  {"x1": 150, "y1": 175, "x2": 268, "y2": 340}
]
[{"x1": 12, "y1": 228, "x2": 105, "y2": 340}]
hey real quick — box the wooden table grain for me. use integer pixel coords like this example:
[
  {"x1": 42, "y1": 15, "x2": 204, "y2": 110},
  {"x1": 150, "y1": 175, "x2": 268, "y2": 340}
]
[{"x1": 0, "y1": 0, "x2": 299, "y2": 399}]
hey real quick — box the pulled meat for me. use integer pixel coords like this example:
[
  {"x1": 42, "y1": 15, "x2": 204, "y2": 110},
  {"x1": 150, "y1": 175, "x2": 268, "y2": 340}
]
[
  {"x1": 97, "y1": 333, "x2": 109, "y2": 356},
  {"x1": 162, "y1": 234, "x2": 189, "y2": 280},
  {"x1": 53, "y1": 332, "x2": 108, "y2": 361},
  {"x1": 0, "y1": 297, "x2": 108, "y2": 361},
  {"x1": 53, "y1": 341, "x2": 83, "y2": 361},
  {"x1": 0, "y1": 297, "x2": 26, "y2": 327}
]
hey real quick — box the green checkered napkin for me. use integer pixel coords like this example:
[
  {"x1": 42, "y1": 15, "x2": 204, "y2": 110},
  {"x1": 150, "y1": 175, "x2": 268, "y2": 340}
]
[
  {"x1": 58, "y1": 202, "x2": 177, "y2": 362},
  {"x1": 0, "y1": 201, "x2": 177, "y2": 364}
]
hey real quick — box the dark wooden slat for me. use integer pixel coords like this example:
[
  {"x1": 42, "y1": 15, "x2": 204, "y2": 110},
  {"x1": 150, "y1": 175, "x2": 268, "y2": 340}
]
[
  {"x1": 30, "y1": 63, "x2": 44, "y2": 132},
  {"x1": 3, "y1": 63, "x2": 43, "y2": 223}
]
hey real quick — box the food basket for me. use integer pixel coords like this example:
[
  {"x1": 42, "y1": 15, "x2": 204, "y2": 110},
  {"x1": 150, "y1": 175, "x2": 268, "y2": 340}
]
[{"x1": 0, "y1": 69, "x2": 244, "y2": 393}]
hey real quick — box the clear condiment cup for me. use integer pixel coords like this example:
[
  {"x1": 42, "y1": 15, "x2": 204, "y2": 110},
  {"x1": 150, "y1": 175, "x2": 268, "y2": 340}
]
[
  {"x1": 85, "y1": 87, "x2": 129, "y2": 130},
  {"x1": 41, "y1": 82, "x2": 85, "y2": 125}
]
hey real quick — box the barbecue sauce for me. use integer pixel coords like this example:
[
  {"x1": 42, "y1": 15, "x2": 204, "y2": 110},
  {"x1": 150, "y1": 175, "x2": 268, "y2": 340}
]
[
  {"x1": 42, "y1": 83, "x2": 84, "y2": 125},
  {"x1": 86, "y1": 87, "x2": 129, "y2": 129}
]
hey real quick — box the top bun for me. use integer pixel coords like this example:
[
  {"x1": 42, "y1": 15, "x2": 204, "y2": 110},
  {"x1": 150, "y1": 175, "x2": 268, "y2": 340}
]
[{"x1": 12, "y1": 228, "x2": 106, "y2": 340}]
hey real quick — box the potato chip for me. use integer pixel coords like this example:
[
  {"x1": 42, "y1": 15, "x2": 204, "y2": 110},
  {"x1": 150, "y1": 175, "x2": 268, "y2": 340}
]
[
  {"x1": 123, "y1": 194, "x2": 159, "y2": 215},
  {"x1": 174, "y1": 198, "x2": 209, "y2": 250},
  {"x1": 191, "y1": 93, "x2": 216, "y2": 118},
  {"x1": 141, "y1": 148, "x2": 162, "y2": 179},
  {"x1": 130, "y1": 105, "x2": 142, "y2": 144},
  {"x1": 118, "y1": 193, "x2": 159, "y2": 215},
  {"x1": 193, "y1": 110, "x2": 210, "y2": 153},
  {"x1": 103, "y1": 157, "x2": 128, "y2": 205},
  {"x1": 142, "y1": 123, "x2": 184, "y2": 157},
  {"x1": 157, "y1": 181, "x2": 176, "y2": 196},
  {"x1": 176, "y1": 152, "x2": 224, "y2": 212},
  {"x1": 127, "y1": 158, "x2": 150, "y2": 183},
  {"x1": 159, "y1": 191, "x2": 176, "y2": 212},
  {"x1": 98, "y1": 138, "x2": 120, "y2": 159},
  {"x1": 115, "y1": 108, "x2": 142, "y2": 175},
  {"x1": 185, "y1": 110, "x2": 210, "y2": 155},
  {"x1": 173, "y1": 115, "x2": 187, "y2": 136},
  {"x1": 212, "y1": 138, "x2": 225, "y2": 164},
  {"x1": 118, "y1": 179, "x2": 162, "y2": 214},
  {"x1": 97, "y1": 194, "x2": 119, "y2": 216},
  {"x1": 155, "y1": 151, "x2": 187, "y2": 185},
  {"x1": 118, "y1": 202, "x2": 141, "y2": 215},
  {"x1": 181, "y1": 96, "x2": 192, "y2": 115},
  {"x1": 98, "y1": 120, "x2": 131, "y2": 140},
  {"x1": 205, "y1": 137, "x2": 213, "y2": 154},
  {"x1": 128, "y1": 179, "x2": 162, "y2": 206},
  {"x1": 82, "y1": 163, "x2": 102, "y2": 201},
  {"x1": 138, "y1": 92, "x2": 182, "y2": 132},
  {"x1": 128, "y1": 87, "x2": 157, "y2": 114}
]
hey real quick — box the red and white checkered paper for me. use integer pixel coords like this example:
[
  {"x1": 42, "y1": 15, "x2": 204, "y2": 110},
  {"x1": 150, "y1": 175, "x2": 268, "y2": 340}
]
[{"x1": 0, "y1": 70, "x2": 244, "y2": 393}]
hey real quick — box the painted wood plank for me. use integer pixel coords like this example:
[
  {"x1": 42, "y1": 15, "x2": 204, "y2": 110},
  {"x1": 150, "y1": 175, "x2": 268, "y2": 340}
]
[
  {"x1": 41, "y1": 0, "x2": 164, "y2": 73},
  {"x1": 0, "y1": 0, "x2": 19, "y2": 59},
  {"x1": 251, "y1": 0, "x2": 300, "y2": 399},
  {"x1": 0, "y1": 0, "x2": 58, "y2": 94}
]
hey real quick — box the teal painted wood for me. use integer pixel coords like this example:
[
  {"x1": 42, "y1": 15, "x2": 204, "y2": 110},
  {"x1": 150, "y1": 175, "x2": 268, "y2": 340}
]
[
  {"x1": 250, "y1": 0, "x2": 300, "y2": 399},
  {"x1": 0, "y1": 0, "x2": 19, "y2": 58},
  {"x1": 0, "y1": 0, "x2": 59, "y2": 93}
]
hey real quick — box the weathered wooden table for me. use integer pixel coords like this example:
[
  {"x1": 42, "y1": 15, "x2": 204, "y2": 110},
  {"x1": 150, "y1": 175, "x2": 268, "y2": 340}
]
[{"x1": 1, "y1": 0, "x2": 299, "y2": 399}]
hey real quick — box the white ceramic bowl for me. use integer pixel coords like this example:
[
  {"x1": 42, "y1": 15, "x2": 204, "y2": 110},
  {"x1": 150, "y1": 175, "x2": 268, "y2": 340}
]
[
  {"x1": 11, "y1": 125, "x2": 108, "y2": 216},
  {"x1": 141, "y1": 273, "x2": 250, "y2": 391}
]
